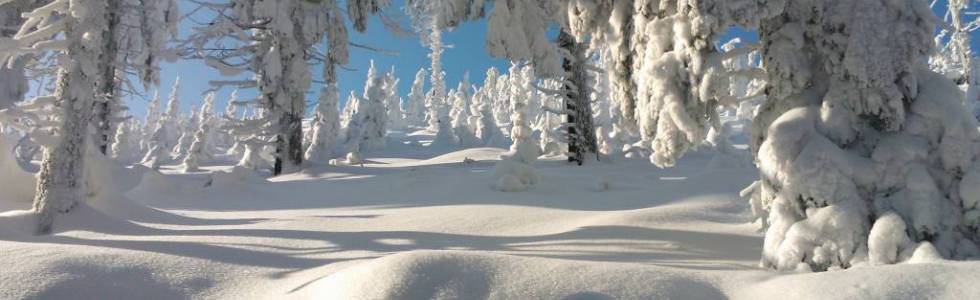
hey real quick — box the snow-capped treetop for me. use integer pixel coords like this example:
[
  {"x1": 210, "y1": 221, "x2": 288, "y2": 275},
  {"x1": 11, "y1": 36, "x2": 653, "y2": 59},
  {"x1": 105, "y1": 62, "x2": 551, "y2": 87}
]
[
  {"x1": 163, "y1": 77, "x2": 181, "y2": 122},
  {"x1": 485, "y1": 0, "x2": 562, "y2": 77}
]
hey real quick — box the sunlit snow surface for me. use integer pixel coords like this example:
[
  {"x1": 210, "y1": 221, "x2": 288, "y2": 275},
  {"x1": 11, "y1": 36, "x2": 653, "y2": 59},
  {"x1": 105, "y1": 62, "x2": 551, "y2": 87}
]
[{"x1": 1, "y1": 130, "x2": 978, "y2": 299}]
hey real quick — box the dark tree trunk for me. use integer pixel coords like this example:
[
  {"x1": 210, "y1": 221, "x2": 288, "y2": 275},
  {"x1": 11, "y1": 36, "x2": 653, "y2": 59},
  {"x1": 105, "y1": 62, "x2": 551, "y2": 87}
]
[
  {"x1": 558, "y1": 30, "x2": 598, "y2": 165},
  {"x1": 95, "y1": 0, "x2": 121, "y2": 155}
]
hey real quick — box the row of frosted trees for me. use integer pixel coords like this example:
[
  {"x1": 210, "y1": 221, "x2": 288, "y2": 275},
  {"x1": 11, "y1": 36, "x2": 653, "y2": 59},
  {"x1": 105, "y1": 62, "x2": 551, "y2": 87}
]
[{"x1": 2, "y1": 0, "x2": 980, "y2": 273}]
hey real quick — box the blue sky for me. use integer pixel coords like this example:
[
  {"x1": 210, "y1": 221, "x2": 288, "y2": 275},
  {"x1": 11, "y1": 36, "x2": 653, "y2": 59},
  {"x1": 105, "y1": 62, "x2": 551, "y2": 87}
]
[
  {"x1": 133, "y1": 0, "x2": 511, "y2": 118},
  {"x1": 127, "y1": 0, "x2": 975, "y2": 118}
]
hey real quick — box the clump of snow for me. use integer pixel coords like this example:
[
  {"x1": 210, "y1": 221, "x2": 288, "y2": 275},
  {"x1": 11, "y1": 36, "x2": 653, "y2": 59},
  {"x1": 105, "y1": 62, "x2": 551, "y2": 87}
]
[
  {"x1": 494, "y1": 173, "x2": 527, "y2": 192},
  {"x1": 868, "y1": 212, "x2": 912, "y2": 265},
  {"x1": 908, "y1": 242, "x2": 944, "y2": 264},
  {"x1": 0, "y1": 210, "x2": 37, "y2": 237}
]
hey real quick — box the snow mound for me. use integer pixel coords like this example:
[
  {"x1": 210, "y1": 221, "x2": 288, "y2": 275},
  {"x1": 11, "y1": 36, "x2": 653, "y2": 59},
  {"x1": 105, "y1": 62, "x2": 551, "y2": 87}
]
[
  {"x1": 0, "y1": 210, "x2": 37, "y2": 237},
  {"x1": 868, "y1": 212, "x2": 912, "y2": 265},
  {"x1": 310, "y1": 250, "x2": 727, "y2": 300},
  {"x1": 419, "y1": 147, "x2": 505, "y2": 166},
  {"x1": 735, "y1": 261, "x2": 980, "y2": 300},
  {"x1": 207, "y1": 166, "x2": 267, "y2": 187}
]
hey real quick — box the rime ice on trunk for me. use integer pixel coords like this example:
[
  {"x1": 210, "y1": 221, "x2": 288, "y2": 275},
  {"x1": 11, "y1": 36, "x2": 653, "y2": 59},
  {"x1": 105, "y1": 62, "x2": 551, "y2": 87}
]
[
  {"x1": 558, "y1": 30, "x2": 598, "y2": 165},
  {"x1": 31, "y1": 0, "x2": 110, "y2": 234},
  {"x1": 425, "y1": 22, "x2": 455, "y2": 146}
]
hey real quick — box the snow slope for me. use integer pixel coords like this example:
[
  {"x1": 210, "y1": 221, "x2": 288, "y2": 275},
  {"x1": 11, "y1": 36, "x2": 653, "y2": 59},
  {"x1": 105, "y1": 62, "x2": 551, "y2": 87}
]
[{"x1": 1, "y1": 130, "x2": 978, "y2": 299}]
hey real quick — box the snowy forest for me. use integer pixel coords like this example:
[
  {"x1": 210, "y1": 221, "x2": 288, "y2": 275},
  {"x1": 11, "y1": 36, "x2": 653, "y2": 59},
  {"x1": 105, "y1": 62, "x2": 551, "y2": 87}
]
[{"x1": 1, "y1": 0, "x2": 980, "y2": 299}]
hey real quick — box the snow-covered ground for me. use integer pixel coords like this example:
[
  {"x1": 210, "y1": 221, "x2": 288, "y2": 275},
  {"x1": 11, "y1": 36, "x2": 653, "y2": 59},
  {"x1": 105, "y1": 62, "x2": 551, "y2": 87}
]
[{"x1": 1, "y1": 131, "x2": 978, "y2": 299}]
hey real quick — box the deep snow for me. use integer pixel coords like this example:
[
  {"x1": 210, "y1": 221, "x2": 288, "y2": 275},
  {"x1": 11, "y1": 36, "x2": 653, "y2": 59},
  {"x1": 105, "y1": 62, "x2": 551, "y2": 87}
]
[{"x1": 1, "y1": 130, "x2": 978, "y2": 299}]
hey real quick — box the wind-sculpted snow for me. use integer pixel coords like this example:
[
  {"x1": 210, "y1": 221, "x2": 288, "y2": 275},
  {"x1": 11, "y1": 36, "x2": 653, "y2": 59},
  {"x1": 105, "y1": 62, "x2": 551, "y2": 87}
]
[
  {"x1": 1, "y1": 129, "x2": 978, "y2": 298},
  {"x1": 312, "y1": 249, "x2": 980, "y2": 300}
]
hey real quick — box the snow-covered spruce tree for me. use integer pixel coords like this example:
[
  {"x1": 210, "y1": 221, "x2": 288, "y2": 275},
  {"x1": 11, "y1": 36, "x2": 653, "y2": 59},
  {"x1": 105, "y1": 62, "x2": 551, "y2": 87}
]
[
  {"x1": 492, "y1": 67, "x2": 541, "y2": 192},
  {"x1": 492, "y1": 73, "x2": 511, "y2": 128},
  {"x1": 110, "y1": 119, "x2": 135, "y2": 163},
  {"x1": 161, "y1": 77, "x2": 181, "y2": 152},
  {"x1": 382, "y1": 67, "x2": 404, "y2": 131},
  {"x1": 181, "y1": 92, "x2": 216, "y2": 172},
  {"x1": 474, "y1": 86, "x2": 506, "y2": 147},
  {"x1": 305, "y1": 84, "x2": 341, "y2": 163},
  {"x1": 730, "y1": 0, "x2": 980, "y2": 271},
  {"x1": 0, "y1": 0, "x2": 114, "y2": 233},
  {"x1": 424, "y1": 21, "x2": 455, "y2": 147},
  {"x1": 141, "y1": 90, "x2": 162, "y2": 153},
  {"x1": 223, "y1": 90, "x2": 248, "y2": 159},
  {"x1": 446, "y1": 0, "x2": 978, "y2": 270},
  {"x1": 93, "y1": 0, "x2": 178, "y2": 155},
  {"x1": 141, "y1": 122, "x2": 168, "y2": 170},
  {"x1": 405, "y1": 68, "x2": 428, "y2": 128},
  {"x1": 341, "y1": 91, "x2": 359, "y2": 135},
  {"x1": 358, "y1": 61, "x2": 388, "y2": 152},
  {"x1": 474, "y1": 67, "x2": 499, "y2": 128},
  {"x1": 451, "y1": 73, "x2": 480, "y2": 147},
  {"x1": 172, "y1": 107, "x2": 198, "y2": 160},
  {"x1": 342, "y1": 92, "x2": 365, "y2": 164},
  {"x1": 187, "y1": 0, "x2": 374, "y2": 175}
]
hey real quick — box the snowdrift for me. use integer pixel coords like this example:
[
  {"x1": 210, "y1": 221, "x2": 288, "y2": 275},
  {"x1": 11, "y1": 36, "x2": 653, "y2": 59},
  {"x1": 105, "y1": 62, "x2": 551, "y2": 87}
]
[
  {"x1": 0, "y1": 134, "x2": 36, "y2": 208},
  {"x1": 310, "y1": 250, "x2": 728, "y2": 300},
  {"x1": 311, "y1": 250, "x2": 980, "y2": 300}
]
